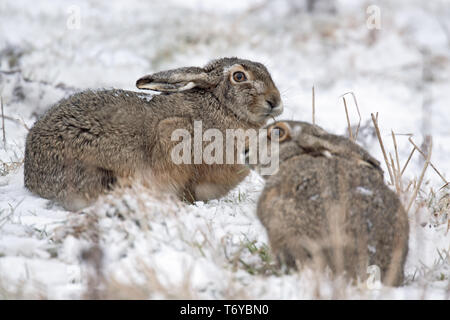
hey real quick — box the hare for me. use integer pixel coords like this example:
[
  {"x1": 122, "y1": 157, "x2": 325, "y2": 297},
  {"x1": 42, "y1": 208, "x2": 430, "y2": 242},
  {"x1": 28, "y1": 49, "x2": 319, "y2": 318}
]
[
  {"x1": 246, "y1": 121, "x2": 409, "y2": 286},
  {"x1": 24, "y1": 57, "x2": 283, "y2": 211}
]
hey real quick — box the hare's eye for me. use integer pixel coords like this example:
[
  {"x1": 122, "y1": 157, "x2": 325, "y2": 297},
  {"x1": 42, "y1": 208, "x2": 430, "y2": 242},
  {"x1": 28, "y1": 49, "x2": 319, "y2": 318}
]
[
  {"x1": 268, "y1": 128, "x2": 281, "y2": 140},
  {"x1": 233, "y1": 71, "x2": 247, "y2": 82},
  {"x1": 268, "y1": 126, "x2": 289, "y2": 142},
  {"x1": 274, "y1": 128, "x2": 284, "y2": 139}
]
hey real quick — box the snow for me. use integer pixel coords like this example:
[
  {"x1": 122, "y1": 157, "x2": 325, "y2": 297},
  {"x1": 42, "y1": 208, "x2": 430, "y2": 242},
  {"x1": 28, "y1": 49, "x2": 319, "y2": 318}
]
[
  {"x1": 0, "y1": 0, "x2": 449, "y2": 299},
  {"x1": 356, "y1": 186, "x2": 373, "y2": 196}
]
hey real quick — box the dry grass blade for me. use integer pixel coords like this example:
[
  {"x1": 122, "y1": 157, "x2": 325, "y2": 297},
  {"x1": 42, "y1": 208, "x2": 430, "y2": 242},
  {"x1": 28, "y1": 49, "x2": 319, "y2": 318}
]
[
  {"x1": 340, "y1": 92, "x2": 361, "y2": 140},
  {"x1": 440, "y1": 182, "x2": 449, "y2": 191},
  {"x1": 371, "y1": 113, "x2": 394, "y2": 185},
  {"x1": 391, "y1": 131, "x2": 401, "y2": 174},
  {"x1": 409, "y1": 137, "x2": 448, "y2": 185},
  {"x1": 0, "y1": 114, "x2": 30, "y2": 131},
  {"x1": 391, "y1": 131, "x2": 403, "y2": 190},
  {"x1": 312, "y1": 86, "x2": 316, "y2": 125},
  {"x1": 342, "y1": 97, "x2": 354, "y2": 141},
  {"x1": 406, "y1": 138, "x2": 432, "y2": 213},
  {"x1": 1, "y1": 96, "x2": 5, "y2": 148},
  {"x1": 390, "y1": 152, "x2": 401, "y2": 194},
  {"x1": 18, "y1": 116, "x2": 30, "y2": 131},
  {"x1": 405, "y1": 180, "x2": 414, "y2": 193},
  {"x1": 401, "y1": 146, "x2": 416, "y2": 176}
]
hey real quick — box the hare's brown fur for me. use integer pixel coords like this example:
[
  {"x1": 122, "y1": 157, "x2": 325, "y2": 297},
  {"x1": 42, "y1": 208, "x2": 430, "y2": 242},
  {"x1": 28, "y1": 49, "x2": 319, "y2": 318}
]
[
  {"x1": 252, "y1": 121, "x2": 409, "y2": 286},
  {"x1": 24, "y1": 58, "x2": 282, "y2": 210}
]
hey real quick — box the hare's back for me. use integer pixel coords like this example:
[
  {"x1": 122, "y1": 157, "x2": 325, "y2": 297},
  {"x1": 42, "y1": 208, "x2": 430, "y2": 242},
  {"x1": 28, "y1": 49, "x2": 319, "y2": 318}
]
[
  {"x1": 342, "y1": 158, "x2": 405, "y2": 229},
  {"x1": 26, "y1": 89, "x2": 160, "y2": 165},
  {"x1": 258, "y1": 155, "x2": 335, "y2": 231},
  {"x1": 287, "y1": 154, "x2": 407, "y2": 254},
  {"x1": 29, "y1": 89, "x2": 158, "y2": 142},
  {"x1": 260, "y1": 154, "x2": 400, "y2": 232},
  {"x1": 41, "y1": 89, "x2": 154, "y2": 123}
]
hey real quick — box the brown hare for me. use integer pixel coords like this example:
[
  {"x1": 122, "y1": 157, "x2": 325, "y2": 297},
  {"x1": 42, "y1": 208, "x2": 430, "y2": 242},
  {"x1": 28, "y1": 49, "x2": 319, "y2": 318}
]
[
  {"x1": 24, "y1": 58, "x2": 283, "y2": 211},
  {"x1": 246, "y1": 120, "x2": 409, "y2": 286}
]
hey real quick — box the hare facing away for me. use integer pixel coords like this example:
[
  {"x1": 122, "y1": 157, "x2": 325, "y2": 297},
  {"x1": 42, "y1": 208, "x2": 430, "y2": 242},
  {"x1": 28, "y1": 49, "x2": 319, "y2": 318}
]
[
  {"x1": 246, "y1": 121, "x2": 409, "y2": 286},
  {"x1": 24, "y1": 57, "x2": 283, "y2": 211}
]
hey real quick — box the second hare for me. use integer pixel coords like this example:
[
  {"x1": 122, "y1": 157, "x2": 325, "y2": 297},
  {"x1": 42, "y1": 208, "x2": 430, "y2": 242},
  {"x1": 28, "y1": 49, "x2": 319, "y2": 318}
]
[{"x1": 246, "y1": 121, "x2": 409, "y2": 286}]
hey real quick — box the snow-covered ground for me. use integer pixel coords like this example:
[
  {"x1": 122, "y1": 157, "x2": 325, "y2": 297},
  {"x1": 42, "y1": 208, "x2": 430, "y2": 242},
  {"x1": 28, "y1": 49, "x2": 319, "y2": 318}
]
[{"x1": 0, "y1": 0, "x2": 449, "y2": 299}]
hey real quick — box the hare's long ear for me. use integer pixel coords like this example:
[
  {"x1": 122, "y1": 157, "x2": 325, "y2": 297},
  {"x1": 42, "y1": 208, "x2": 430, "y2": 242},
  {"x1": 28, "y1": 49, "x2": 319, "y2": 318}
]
[{"x1": 136, "y1": 67, "x2": 216, "y2": 92}]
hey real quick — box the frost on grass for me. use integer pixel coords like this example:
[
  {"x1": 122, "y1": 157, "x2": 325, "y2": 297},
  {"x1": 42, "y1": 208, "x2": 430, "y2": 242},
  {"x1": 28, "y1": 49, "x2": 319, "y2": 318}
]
[
  {"x1": 0, "y1": 164, "x2": 449, "y2": 299},
  {"x1": 0, "y1": 0, "x2": 450, "y2": 299}
]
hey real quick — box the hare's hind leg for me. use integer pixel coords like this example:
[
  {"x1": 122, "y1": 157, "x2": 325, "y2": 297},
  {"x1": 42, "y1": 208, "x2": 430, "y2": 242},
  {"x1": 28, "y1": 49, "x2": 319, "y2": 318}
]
[
  {"x1": 25, "y1": 154, "x2": 116, "y2": 211},
  {"x1": 58, "y1": 164, "x2": 117, "y2": 211}
]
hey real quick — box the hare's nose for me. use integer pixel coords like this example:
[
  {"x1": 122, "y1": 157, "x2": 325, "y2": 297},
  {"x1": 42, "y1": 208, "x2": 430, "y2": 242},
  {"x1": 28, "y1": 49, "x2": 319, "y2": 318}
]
[
  {"x1": 265, "y1": 91, "x2": 281, "y2": 109},
  {"x1": 266, "y1": 99, "x2": 276, "y2": 109},
  {"x1": 266, "y1": 96, "x2": 281, "y2": 110}
]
